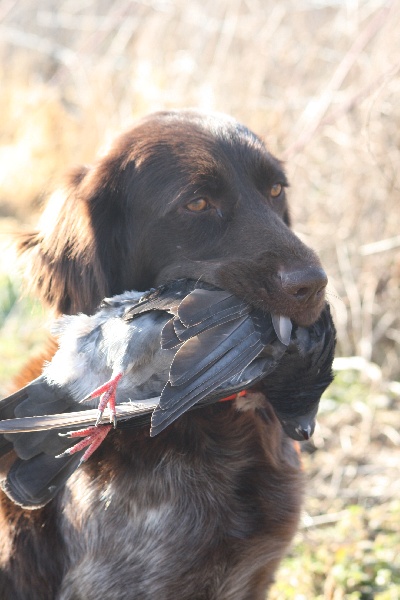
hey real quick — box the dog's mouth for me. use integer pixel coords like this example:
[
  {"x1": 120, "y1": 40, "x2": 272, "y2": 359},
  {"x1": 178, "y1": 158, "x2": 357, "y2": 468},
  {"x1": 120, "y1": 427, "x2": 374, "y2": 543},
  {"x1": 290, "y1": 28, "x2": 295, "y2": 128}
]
[
  {"x1": 261, "y1": 291, "x2": 326, "y2": 328},
  {"x1": 156, "y1": 258, "x2": 327, "y2": 328},
  {"x1": 216, "y1": 268, "x2": 327, "y2": 328},
  {"x1": 257, "y1": 279, "x2": 327, "y2": 328}
]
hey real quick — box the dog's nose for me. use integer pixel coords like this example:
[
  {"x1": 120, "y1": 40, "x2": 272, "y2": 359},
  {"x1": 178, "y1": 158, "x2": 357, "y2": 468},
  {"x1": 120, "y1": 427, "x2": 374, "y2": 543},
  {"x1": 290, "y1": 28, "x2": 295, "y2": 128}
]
[{"x1": 280, "y1": 267, "x2": 327, "y2": 302}]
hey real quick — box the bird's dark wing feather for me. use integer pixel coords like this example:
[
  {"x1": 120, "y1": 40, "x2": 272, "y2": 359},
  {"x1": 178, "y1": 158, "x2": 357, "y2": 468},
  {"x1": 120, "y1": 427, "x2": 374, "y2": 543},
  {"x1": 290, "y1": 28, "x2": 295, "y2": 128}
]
[
  {"x1": 0, "y1": 376, "x2": 80, "y2": 459},
  {"x1": 151, "y1": 350, "x2": 261, "y2": 436},
  {"x1": 161, "y1": 318, "x2": 182, "y2": 349},
  {"x1": 151, "y1": 321, "x2": 272, "y2": 436},
  {"x1": 0, "y1": 401, "x2": 159, "y2": 508},
  {"x1": 168, "y1": 316, "x2": 249, "y2": 386},
  {"x1": 123, "y1": 279, "x2": 197, "y2": 320},
  {"x1": 161, "y1": 288, "x2": 250, "y2": 348},
  {"x1": 2, "y1": 453, "x2": 81, "y2": 508},
  {"x1": 176, "y1": 288, "x2": 249, "y2": 327},
  {"x1": 0, "y1": 376, "x2": 73, "y2": 420},
  {"x1": 0, "y1": 376, "x2": 94, "y2": 507},
  {"x1": 0, "y1": 401, "x2": 160, "y2": 435}
]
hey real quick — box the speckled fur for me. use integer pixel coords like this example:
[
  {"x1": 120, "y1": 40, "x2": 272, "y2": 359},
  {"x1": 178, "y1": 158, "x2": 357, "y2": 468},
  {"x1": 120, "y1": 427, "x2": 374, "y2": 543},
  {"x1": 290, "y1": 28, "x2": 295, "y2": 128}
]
[{"x1": 57, "y1": 405, "x2": 303, "y2": 600}]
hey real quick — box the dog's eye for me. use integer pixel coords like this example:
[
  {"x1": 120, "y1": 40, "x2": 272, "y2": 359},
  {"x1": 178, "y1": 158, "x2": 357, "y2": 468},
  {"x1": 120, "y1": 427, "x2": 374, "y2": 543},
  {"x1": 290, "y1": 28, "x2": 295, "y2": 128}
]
[
  {"x1": 186, "y1": 198, "x2": 210, "y2": 212},
  {"x1": 270, "y1": 184, "x2": 283, "y2": 198}
]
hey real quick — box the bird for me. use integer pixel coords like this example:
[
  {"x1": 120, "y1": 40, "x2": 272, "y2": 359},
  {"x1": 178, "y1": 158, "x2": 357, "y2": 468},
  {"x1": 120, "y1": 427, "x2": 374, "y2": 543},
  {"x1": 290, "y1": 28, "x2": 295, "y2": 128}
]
[{"x1": 0, "y1": 279, "x2": 335, "y2": 508}]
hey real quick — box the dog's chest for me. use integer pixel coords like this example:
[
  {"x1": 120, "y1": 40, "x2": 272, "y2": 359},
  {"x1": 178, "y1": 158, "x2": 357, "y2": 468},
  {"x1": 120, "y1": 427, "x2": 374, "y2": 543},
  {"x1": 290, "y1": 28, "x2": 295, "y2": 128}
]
[{"x1": 56, "y1": 411, "x2": 302, "y2": 599}]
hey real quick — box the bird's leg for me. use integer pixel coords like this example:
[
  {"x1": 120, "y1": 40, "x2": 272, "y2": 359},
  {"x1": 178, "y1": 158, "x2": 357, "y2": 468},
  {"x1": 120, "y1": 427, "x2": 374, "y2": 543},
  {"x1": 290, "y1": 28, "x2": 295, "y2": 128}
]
[
  {"x1": 57, "y1": 424, "x2": 112, "y2": 466},
  {"x1": 80, "y1": 372, "x2": 123, "y2": 427},
  {"x1": 59, "y1": 371, "x2": 123, "y2": 463}
]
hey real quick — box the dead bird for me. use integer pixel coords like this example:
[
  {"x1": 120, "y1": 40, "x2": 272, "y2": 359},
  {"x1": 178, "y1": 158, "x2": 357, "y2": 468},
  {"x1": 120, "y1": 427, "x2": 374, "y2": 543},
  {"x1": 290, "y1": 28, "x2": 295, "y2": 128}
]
[{"x1": 0, "y1": 279, "x2": 335, "y2": 508}]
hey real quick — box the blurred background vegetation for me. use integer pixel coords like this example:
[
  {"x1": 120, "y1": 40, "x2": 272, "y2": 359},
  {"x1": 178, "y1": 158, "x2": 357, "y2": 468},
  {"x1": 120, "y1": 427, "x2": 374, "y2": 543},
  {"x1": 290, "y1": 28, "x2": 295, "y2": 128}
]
[{"x1": 0, "y1": 0, "x2": 399, "y2": 597}]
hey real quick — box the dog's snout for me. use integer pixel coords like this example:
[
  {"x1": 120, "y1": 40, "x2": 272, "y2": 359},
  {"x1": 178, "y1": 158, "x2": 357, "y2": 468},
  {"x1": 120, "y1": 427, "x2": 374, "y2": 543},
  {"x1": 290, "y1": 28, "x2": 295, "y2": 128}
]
[{"x1": 280, "y1": 267, "x2": 328, "y2": 302}]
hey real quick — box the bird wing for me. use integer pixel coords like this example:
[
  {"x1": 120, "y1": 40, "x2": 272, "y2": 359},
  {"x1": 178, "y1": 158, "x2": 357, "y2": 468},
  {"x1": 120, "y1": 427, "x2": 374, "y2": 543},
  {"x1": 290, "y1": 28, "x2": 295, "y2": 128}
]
[
  {"x1": 151, "y1": 308, "x2": 285, "y2": 436},
  {"x1": 0, "y1": 401, "x2": 159, "y2": 434},
  {"x1": 3, "y1": 453, "x2": 82, "y2": 508},
  {"x1": 0, "y1": 375, "x2": 90, "y2": 508},
  {"x1": 122, "y1": 279, "x2": 196, "y2": 319},
  {"x1": 0, "y1": 376, "x2": 82, "y2": 460},
  {"x1": 0, "y1": 398, "x2": 161, "y2": 508}
]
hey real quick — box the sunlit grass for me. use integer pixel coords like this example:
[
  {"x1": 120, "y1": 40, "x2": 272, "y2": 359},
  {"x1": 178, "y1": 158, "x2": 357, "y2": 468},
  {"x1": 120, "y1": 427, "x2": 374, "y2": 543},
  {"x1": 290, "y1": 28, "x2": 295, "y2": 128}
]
[
  {"x1": 271, "y1": 502, "x2": 400, "y2": 599},
  {"x1": 0, "y1": 237, "x2": 48, "y2": 394}
]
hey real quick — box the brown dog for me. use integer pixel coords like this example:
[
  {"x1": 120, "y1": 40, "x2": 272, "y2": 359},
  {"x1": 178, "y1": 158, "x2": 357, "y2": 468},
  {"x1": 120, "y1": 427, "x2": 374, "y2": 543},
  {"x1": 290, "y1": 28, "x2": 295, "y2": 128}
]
[{"x1": 0, "y1": 111, "x2": 329, "y2": 599}]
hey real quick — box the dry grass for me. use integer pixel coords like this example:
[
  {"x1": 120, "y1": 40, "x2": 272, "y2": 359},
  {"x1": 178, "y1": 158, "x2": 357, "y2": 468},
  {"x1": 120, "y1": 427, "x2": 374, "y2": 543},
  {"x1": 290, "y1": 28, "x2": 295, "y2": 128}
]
[{"x1": 0, "y1": 1, "x2": 399, "y2": 597}]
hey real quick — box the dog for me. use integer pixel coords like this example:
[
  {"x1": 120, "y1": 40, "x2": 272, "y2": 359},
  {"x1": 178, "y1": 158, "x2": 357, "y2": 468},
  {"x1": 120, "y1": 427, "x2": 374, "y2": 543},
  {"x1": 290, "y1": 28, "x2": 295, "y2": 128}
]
[{"x1": 0, "y1": 110, "x2": 331, "y2": 599}]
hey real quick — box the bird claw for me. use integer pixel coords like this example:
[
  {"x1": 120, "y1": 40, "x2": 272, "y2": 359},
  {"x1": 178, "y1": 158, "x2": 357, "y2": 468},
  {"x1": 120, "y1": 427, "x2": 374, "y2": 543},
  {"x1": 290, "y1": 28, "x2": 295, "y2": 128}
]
[
  {"x1": 80, "y1": 372, "x2": 123, "y2": 428},
  {"x1": 56, "y1": 424, "x2": 113, "y2": 464},
  {"x1": 95, "y1": 410, "x2": 117, "y2": 428}
]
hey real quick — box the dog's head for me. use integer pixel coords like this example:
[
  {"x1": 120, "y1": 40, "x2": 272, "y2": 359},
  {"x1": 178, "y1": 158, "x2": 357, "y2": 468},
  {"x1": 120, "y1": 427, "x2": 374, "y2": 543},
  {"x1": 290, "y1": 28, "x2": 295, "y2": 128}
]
[{"x1": 20, "y1": 110, "x2": 326, "y2": 326}]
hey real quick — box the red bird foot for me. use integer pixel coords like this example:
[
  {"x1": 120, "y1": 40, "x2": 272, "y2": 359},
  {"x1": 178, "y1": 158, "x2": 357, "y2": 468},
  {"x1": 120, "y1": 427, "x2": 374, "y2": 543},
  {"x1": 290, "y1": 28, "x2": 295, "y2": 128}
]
[
  {"x1": 57, "y1": 424, "x2": 113, "y2": 466},
  {"x1": 80, "y1": 372, "x2": 123, "y2": 427}
]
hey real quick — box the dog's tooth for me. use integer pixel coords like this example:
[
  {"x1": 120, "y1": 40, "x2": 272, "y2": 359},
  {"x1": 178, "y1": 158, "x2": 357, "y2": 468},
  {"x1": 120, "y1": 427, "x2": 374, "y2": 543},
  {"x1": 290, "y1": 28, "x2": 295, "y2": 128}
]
[{"x1": 271, "y1": 314, "x2": 292, "y2": 345}]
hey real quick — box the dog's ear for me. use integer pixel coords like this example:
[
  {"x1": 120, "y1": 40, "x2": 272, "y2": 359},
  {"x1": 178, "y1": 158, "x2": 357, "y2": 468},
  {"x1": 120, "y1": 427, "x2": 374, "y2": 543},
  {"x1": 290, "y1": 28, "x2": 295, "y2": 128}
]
[{"x1": 18, "y1": 165, "x2": 115, "y2": 316}]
